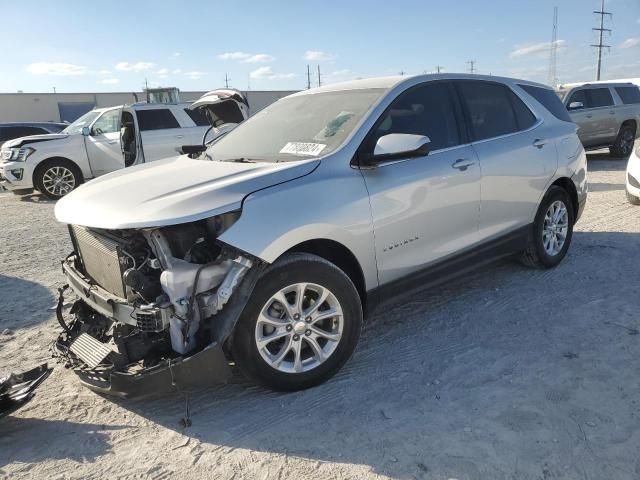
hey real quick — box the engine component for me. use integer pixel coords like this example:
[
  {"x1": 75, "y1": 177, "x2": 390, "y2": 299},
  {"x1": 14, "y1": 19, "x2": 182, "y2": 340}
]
[
  {"x1": 69, "y1": 333, "x2": 113, "y2": 368},
  {"x1": 198, "y1": 256, "x2": 253, "y2": 318},
  {"x1": 123, "y1": 268, "x2": 160, "y2": 301}
]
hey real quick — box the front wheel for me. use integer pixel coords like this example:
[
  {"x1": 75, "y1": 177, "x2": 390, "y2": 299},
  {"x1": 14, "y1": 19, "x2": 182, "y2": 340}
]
[
  {"x1": 34, "y1": 159, "x2": 82, "y2": 200},
  {"x1": 521, "y1": 186, "x2": 575, "y2": 269},
  {"x1": 232, "y1": 253, "x2": 363, "y2": 391}
]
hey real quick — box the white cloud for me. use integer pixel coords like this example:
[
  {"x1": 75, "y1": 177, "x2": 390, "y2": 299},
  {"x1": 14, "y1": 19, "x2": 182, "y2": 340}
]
[
  {"x1": 184, "y1": 71, "x2": 205, "y2": 80},
  {"x1": 620, "y1": 38, "x2": 640, "y2": 49},
  {"x1": 303, "y1": 50, "x2": 335, "y2": 62},
  {"x1": 172, "y1": 69, "x2": 182, "y2": 74},
  {"x1": 115, "y1": 61, "x2": 155, "y2": 71},
  {"x1": 156, "y1": 68, "x2": 169, "y2": 75},
  {"x1": 242, "y1": 54, "x2": 275, "y2": 64},
  {"x1": 250, "y1": 66, "x2": 295, "y2": 80},
  {"x1": 218, "y1": 51, "x2": 251, "y2": 61},
  {"x1": 26, "y1": 62, "x2": 88, "y2": 76},
  {"x1": 509, "y1": 40, "x2": 566, "y2": 59},
  {"x1": 98, "y1": 78, "x2": 120, "y2": 85},
  {"x1": 98, "y1": 69, "x2": 111, "y2": 75},
  {"x1": 173, "y1": 52, "x2": 181, "y2": 57},
  {"x1": 330, "y1": 69, "x2": 350, "y2": 76}
]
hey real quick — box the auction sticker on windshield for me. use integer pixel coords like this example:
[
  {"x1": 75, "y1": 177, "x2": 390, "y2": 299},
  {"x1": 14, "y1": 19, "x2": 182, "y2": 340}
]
[{"x1": 280, "y1": 142, "x2": 326, "y2": 156}]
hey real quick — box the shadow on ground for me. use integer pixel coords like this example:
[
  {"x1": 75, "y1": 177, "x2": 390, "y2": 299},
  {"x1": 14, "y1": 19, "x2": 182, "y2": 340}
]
[
  {"x1": 0, "y1": 275, "x2": 54, "y2": 330},
  {"x1": 89, "y1": 230, "x2": 640, "y2": 479}
]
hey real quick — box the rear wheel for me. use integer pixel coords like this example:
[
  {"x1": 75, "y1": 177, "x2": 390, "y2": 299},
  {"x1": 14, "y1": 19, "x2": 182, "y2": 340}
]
[
  {"x1": 521, "y1": 186, "x2": 575, "y2": 269},
  {"x1": 232, "y1": 253, "x2": 363, "y2": 391},
  {"x1": 34, "y1": 159, "x2": 82, "y2": 200},
  {"x1": 610, "y1": 124, "x2": 636, "y2": 158}
]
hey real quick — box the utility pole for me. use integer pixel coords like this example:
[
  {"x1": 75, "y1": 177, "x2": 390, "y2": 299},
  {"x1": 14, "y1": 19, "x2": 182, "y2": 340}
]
[
  {"x1": 317, "y1": 65, "x2": 321, "y2": 87},
  {"x1": 467, "y1": 60, "x2": 476, "y2": 74},
  {"x1": 435, "y1": 65, "x2": 443, "y2": 73},
  {"x1": 224, "y1": 73, "x2": 230, "y2": 88},
  {"x1": 306, "y1": 65, "x2": 311, "y2": 89},
  {"x1": 548, "y1": 6, "x2": 559, "y2": 87},
  {"x1": 591, "y1": 0, "x2": 611, "y2": 81},
  {"x1": 53, "y1": 86, "x2": 56, "y2": 93}
]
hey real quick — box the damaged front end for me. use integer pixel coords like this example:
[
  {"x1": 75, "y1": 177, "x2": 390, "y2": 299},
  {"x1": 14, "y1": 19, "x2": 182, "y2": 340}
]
[{"x1": 52, "y1": 212, "x2": 264, "y2": 397}]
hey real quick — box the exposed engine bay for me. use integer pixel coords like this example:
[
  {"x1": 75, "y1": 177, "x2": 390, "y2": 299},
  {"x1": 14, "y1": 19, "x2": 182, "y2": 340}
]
[{"x1": 52, "y1": 211, "x2": 263, "y2": 396}]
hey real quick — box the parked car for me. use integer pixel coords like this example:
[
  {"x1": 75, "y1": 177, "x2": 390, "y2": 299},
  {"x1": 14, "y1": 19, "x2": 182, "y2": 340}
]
[
  {"x1": 556, "y1": 82, "x2": 640, "y2": 157},
  {"x1": 0, "y1": 122, "x2": 67, "y2": 147},
  {"x1": 52, "y1": 74, "x2": 587, "y2": 396},
  {"x1": 0, "y1": 89, "x2": 248, "y2": 199},
  {"x1": 625, "y1": 140, "x2": 640, "y2": 205}
]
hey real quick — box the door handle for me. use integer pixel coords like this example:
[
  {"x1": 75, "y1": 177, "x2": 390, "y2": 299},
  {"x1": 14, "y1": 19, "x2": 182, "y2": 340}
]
[
  {"x1": 107, "y1": 140, "x2": 118, "y2": 144},
  {"x1": 175, "y1": 134, "x2": 185, "y2": 139},
  {"x1": 609, "y1": 111, "x2": 616, "y2": 115},
  {"x1": 585, "y1": 114, "x2": 593, "y2": 119},
  {"x1": 451, "y1": 159, "x2": 475, "y2": 171},
  {"x1": 532, "y1": 139, "x2": 547, "y2": 149}
]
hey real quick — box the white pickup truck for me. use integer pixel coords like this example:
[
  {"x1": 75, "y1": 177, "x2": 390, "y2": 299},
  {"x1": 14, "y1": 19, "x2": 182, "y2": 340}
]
[{"x1": 0, "y1": 89, "x2": 249, "y2": 199}]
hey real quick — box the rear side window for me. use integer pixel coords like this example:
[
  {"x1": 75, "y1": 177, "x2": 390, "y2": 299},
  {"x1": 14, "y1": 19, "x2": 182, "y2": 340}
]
[
  {"x1": 135, "y1": 109, "x2": 180, "y2": 131},
  {"x1": 184, "y1": 108, "x2": 210, "y2": 126},
  {"x1": 365, "y1": 81, "x2": 461, "y2": 152},
  {"x1": 457, "y1": 81, "x2": 520, "y2": 141},
  {"x1": 519, "y1": 84, "x2": 573, "y2": 122},
  {"x1": 615, "y1": 86, "x2": 640, "y2": 104},
  {"x1": 507, "y1": 90, "x2": 537, "y2": 130},
  {"x1": 588, "y1": 88, "x2": 614, "y2": 108}
]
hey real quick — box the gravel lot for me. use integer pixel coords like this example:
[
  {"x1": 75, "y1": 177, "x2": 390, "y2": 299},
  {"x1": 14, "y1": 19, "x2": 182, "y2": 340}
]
[{"x1": 1, "y1": 152, "x2": 639, "y2": 480}]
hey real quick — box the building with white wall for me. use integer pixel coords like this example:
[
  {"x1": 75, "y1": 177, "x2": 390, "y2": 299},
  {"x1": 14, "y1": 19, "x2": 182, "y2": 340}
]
[{"x1": 0, "y1": 90, "x2": 297, "y2": 123}]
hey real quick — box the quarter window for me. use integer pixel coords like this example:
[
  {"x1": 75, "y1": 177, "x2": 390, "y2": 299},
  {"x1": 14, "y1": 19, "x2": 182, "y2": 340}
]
[
  {"x1": 457, "y1": 81, "x2": 521, "y2": 141},
  {"x1": 507, "y1": 90, "x2": 537, "y2": 130},
  {"x1": 615, "y1": 86, "x2": 640, "y2": 105},
  {"x1": 519, "y1": 84, "x2": 573, "y2": 122},
  {"x1": 136, "y1": 109, "x2": 180, "y2": 131},
  {"x1": 588, "y1": 88, "x2": 614, "y2": 108},
  {"x1": 365, "y1": 82, "x2": 461, "y2": 152}
]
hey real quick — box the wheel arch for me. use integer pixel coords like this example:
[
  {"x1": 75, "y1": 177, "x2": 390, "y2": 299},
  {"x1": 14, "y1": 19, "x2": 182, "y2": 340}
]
[
  {"x1": 620, "y1": 119, "x2": 637, "y2": 132},
  {"x1": 283, "y1": 239, "x2": 368, "y2": 310},
  {"x1": 32, "y1": 156, "x2": 85, "y2": 187},
  {"x1": 550, "y1": 177, "x2": 579, "y2": 223}
]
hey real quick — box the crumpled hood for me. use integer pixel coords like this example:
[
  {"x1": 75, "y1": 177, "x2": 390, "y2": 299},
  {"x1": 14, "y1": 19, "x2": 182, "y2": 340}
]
[
  {"x1": 2, "y1": 133, "x2": 69, "y2": 148},
  {"x1": 55, "y1": 156, "x2": 319, "y2": 229}
]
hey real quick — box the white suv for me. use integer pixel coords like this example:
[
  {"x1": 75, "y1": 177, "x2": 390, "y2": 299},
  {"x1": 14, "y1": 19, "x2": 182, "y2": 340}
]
[{"x1": 0, "y1": 89, "x2": 248, "y2": 199}]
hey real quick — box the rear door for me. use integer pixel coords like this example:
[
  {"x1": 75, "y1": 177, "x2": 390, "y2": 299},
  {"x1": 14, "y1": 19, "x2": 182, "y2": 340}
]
[
  {"x1": 456, "y1": 80, "x2": 556, "y2": 239},
  {"x1": 135, "y1": 108, "x2": 185, "y2": 161},
  {"x1": 586, "y1": 87, "x2": 618, "y2": 143},
  {"x1": 359, "y1": 81, "x2": 481, "y2": 284},
  {"x1": 84, "y1": 109, "x2": 124, "y2": 176}
]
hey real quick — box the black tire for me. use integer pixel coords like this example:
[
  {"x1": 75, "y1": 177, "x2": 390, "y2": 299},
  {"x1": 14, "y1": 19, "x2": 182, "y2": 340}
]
[
  {"x1": 232, "y1": 252, "x2": 363, "y2": 392},
  {"x1": 34, "y1": 159, "x2": 83, "y2": 200},
  {"x1": 610, "y1": 124, "x2": 636, "y2": 158},
  {"x1": 521, "y1": 186, "x2": 575, "y2": 269},
  {"x1": 627, "y1": 189, "x2": 640, "y2": 205}
]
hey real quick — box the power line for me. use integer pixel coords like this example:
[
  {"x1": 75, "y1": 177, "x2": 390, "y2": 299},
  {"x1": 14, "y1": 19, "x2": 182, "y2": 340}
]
[
  {"x1": 548, "y1": 6, "x2": 559, "y2": 87},
  {"x1": 467, "y1": 60, "x2": 476, "y2": 74},
  {"x1": 591, "y1": 0, "x2": 612, "y2": 81}
]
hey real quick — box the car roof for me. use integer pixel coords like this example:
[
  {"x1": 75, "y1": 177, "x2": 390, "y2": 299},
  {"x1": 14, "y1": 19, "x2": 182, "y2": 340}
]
[
  {"x1": 290, "y1": 73, "x2": 551, "y2": 97},
  {"x1": 0, "y1": 121, "x2": 67, "y2": 128},
  {"x1": 557, "y1": 81, "x2": 638, "y2": 90}
]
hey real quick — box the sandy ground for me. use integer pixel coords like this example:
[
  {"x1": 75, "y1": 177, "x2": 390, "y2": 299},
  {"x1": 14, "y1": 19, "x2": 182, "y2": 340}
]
[{"x1": 1, "y1": 152, "x2": 639, "y2": 480}]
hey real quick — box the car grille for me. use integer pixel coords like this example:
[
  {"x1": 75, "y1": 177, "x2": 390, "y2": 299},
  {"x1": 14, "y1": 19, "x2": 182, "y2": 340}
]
[{"x1": 71, "y1": 226, "x2": 128, "y2": 298}]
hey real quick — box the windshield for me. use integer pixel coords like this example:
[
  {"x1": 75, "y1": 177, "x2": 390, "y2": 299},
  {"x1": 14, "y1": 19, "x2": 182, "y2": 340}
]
[
  {"x1": 207, "y1": 88, "x2": 386, "y2": 162},
  {"x1": 62, "y1": 111, "x2": 101, "y2": 134}
]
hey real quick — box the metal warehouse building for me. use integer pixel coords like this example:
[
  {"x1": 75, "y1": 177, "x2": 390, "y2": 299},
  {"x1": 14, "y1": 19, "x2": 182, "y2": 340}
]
[{"x1": 0, "y1": 90, "x2": 297, "y2": 123}]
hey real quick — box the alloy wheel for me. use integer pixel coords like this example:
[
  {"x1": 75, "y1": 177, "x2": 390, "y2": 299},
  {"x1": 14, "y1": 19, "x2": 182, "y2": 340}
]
[
  {"x1": 620, "y1": 130, "x2": 634, "y2": 156},
  {"x1": 255, "y1": 282, "x2": 343, "y2": 373},
  {"x1": 542, "y1": 200, "x2": 569, "y2": 256},
  {"x1": 42, "y1": 166, "x2": 76, "y2": 197}
]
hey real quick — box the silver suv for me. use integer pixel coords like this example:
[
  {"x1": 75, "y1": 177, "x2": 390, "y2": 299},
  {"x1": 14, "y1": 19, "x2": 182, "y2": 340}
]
[
  {"x1": 557, "y1": 82, "x2": 640, "y2": 157},
  {"x1": 52, "y1": 74, "x2": 587, "y2": 396}
]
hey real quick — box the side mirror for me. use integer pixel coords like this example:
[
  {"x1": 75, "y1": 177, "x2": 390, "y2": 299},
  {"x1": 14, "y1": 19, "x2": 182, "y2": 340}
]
[
  {"x1": 568, "y1": 101, "x2": 584, "y2": 111},
  {"x1": 81, "y1": 126, "x2": 91, "y2": 136},
  {"x1": 362, "y1": 133, "x2": 431, "y2": 166}
]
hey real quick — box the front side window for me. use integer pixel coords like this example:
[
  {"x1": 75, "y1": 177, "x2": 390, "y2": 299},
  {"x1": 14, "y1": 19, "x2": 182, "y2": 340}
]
[
  {"x1": 208, "y1": 89, "x2": 385, "y2": 162},
  {"x1": 91, "y1": 109, "x2": 121, "y2": 134},
  {"x1": 363, "y1": 82, "x2": 461, "y2": 153},
  {"x1": 615, "y1": 86, "x2": 640, "y2": 105},
  {"x1": 136, "y1": 109, "x2": 180, "y2": 131},
  {"x1": 62, "y1": 111, "x2": 101, "y2": 134},
  {"x1": 457, "y1": 81, "x2": 520, "y2": 141},
  {"x1": 588, "y1": 88, "x2": 614, "y2": 108}
]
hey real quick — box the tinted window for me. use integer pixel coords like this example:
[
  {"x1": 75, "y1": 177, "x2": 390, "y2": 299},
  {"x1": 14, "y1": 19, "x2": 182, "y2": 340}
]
[
  {"x1": 508, "y1": 90, "x2": 537, "y2": 130},
  {"x1": 457, "y1": 81, "x2": 519, "y2": 141},
  {"x1": 615, "y1": 86, "x2": 640, "y2": 104},
  {"x1": 588, "y1": 88, "x2": 614, "y2": 108},
  {"x1": 366, "y1": 82, "x2": 461, "y2": 152},
  {"x1": 567, "y1": 90, "x2": 587, "y2": 109},
  {"x1": 136, "y1": 109, "x2": 180, "y2": 131},
  {"x1": 519, "y1": 84, "x2": 573, "y2": 122},
  {"x1": 184, "y1": 108, "x2": 210, "y2": 126},
  {"x1": 2, "y1": 126, "x2": 48, "y2": 141}
]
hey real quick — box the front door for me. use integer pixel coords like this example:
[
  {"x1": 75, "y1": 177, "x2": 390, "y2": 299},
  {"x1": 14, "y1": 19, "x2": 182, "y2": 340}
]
[
  {"x1": 359, "y1": 81, "x2": 481, "y2": 285},
  {"x1": 84, "y1": 108, "x2": 124, "y2": 176}
]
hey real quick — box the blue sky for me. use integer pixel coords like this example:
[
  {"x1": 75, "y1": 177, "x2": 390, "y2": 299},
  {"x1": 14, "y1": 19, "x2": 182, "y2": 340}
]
[{"x1": 2, "y1": 0, "x2": 639, "y2": 93}]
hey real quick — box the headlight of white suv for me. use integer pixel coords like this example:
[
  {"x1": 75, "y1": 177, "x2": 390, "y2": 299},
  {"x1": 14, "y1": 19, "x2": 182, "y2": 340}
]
[{"x1": 6, "y1": 147, "x2": 36, "y2": 162}]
